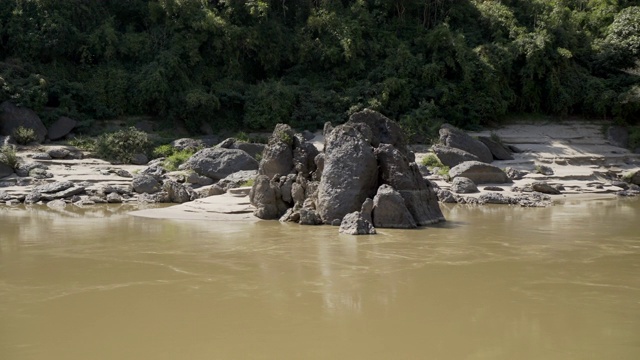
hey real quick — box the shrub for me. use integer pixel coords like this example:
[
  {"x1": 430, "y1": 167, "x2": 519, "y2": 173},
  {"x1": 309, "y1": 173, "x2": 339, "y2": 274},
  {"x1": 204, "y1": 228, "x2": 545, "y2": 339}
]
[
  {"x1": 66, "y1": 136, "x2": 96, "y2": 151},
  {"x1": 12, "y1": 126, "x2": 38, "y2": 145},
  {"x1": 421, "y1": 154, "x2": 444, "y2": 168},
  {"x1": 94, "y1": 127, "x2": 151, "y2": 163},
  {"x1": 163, "y1": 149, "x2": 195, "y2": 171},
  {"x1": 240, "y1": 179, "x2": 255, "y2": 187},
  {"x1": 0, "y1": 145, "x2": 19, "y2": 169},
  {"x1": 152, "y1": 144, "x2": 175, "y2": 159},
  {"x1": 234, "y1": 131, "x2": 250, "y2": 143}
]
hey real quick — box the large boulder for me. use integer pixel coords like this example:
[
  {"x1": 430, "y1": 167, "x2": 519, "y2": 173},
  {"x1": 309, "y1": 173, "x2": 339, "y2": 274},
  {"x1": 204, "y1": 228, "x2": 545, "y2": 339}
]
[
  {"x1": 293, "y1": 134, "x2": 320, "y2": 177},
  {"x1": 316, "y1": 124, "x2": 378, "y2": 224},
  {"x1": 0, "y1": 101, "x2": 47, "y2": 143},
  {"x1": 235, "y1": 142, "x2": 265, "y2": 160},
  {"x1": 132, "y1": 175, "x2": 162, "y2": 194},
  {"x1": 375, "y1": 144, "x2": 444, "y2": 225},
  {"x1": 449, "y1": 161, "x2": 511, "y2": 184},
  {"x1": 431, "y1": 144, "x2": 480, "y2": 167},
  {"x1": 439, "y1": 124, "x2": 493, "y2": 163},
  {"x1": 259, "y1": 124, "x2": 296, "y2": 178},
  {"x1": 249, "y1": 174, "x2": 288, "y2": 219},
  {"x1": 372, "y1": 184, "x2": 417, "y2": 229},
  {"x1": 163, "y1": 180, "x2": 191, "y2": 203},
  {"x1": 339, "y1": 211, "x2": 376, "y2": 235},
  {"x1": 181, "y1": 147, "x2": 258, "y2": 180},
  {"x1": 347, "y1": 108, "x2": 409, "y2": 156},
  {"x1": 47, "y1": 116, "x2": 77, "y2": 140},
  {"x1": 477, "y1": 136, "x2": 513, "y2": 160}
]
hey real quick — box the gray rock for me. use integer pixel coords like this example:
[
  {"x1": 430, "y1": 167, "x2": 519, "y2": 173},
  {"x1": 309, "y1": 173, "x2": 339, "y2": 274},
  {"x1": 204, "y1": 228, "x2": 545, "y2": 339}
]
[
  {"x1": 439, "y1": 124, "x2": 493, "y2": 163},
  {"x1": 316, "y1": 124, "x2": 378, "y2": 224},
  {"x1": 436, "y1": 189, "x2": 457, "y2": 203},
  {"x1": 535, "y1": 165, "x2": 554, "y2": 176},
  {"x1": 0, "y1": 101, "x2": 47, "y2": 143},
  {"x1": 339, "y1": 211, "x2": 376, "y2": 235},
  {"x1": 29, "y1": 168, "x2": 52, "y2": 179},
  {"x1": 375, "y1": 144, "x2": 444, "y2": 225},
  {"x1": 360, "y1": 198, "x2": 373, "y2": 224},
  {"x1": 186, "y1": 172, "x2": 214, "y2": 186},
  {"x1": 617, "y1": 189, "x2": 640, "y2": 197},
  {"x1": 478, "y1": 192, "x2": 515, "y2": 205},
  {"x1": 372, "y1": 184, "x2": 417, "y2": 229},
  {"x1": 137, "y1": 192, "x2": 170, "y2": 203},
  {"x1": 431, "y1": 144, "x2": 480, "y2": 167},
  {"x1": 40, "y1": 186, "x2": 85, "y2": 201},
  {"x1": 35, "y1": 181, "x2": 74, "y2": 193},
  {"x1": 293, "y1": 134, "x2": 319, "y2": 177},
  {"x1": 347, "y1": 109, "x2": 409, "y2": 156},
  {"x1": 130, "y1": 153, "x2": 148, "y2": 165},
  {"x1": 0, "y1": 163, "x2": 13, "y2": 179},
  {"x1": 31, "y1": 152, "x2": 52, "y2": 160},
  {"x1": 505, "y1": 167, "x2": 528, "y2": 180},
  {"x1": 483, "y1": 186, "x2": 504, "y2": 191},
  {"x1": 258, "y1": 124, "x2": 296, "y2": 178},
  {"x1": 106, "y1": 192, "x2": 123, "y2": 203},
  {"x1": 15, "y1": 162, "x2": 48, "y2": 177},
  {"x1": 607, "y1": 125, "x2": 628, "y2": 148},
  {"x1": 181, "y1": 147, "x2": 258, "y2": 180},
  {"x1": 24, "y1": 191, "x2": 41, "y2": 204},
  {"x1": 163, "y1": 180, "x2": 191, "y2": 203},
  {"x1": 477, "y1": 136, "x2": 514, "y2": 160},
  {"x1": 235, "y1": 142, "x2": 266, "y2": 160},
  {"x1": 171, "y1": 138, "x2": 206, "y2": 151},
  {"x1": 299, "y1": 207, "x2": 323, "y2": 225},
  {"x1": 131, "y1": 175, "x2": 161, "y2": 194},
  {"x1": 611, "y1": 180, "x2": 629, "y2": 190},
  {"x1": 113, "y1": 169, "x2": 132, "y2": 178},
  {"x1": 451, "y1": 177, "x2": 479, "y2": 194},
  {"x1": 47, "y1": 116, "x2": 77, "y2": 140},
  {"x1": 312, "y1": 153, "x2": 324, "y2": 181},
  {"x1": 47, "y1": 147, "x2": 70, "y2": 159},
  {"x1": 449, "y1": 161, "x2": 511, "y2": 184},
  {"x1": 216, "y1": 170, "x2": 258, "y2": 191},
  {"x1": 141, "y1": 165, "x2": 165, "y2": 179},
  {"x1": 249, "y1": 175, "x2": 287, "y2": 219},
  {"x1": 47, "y1": 199, "x2": 67, "y2": 209}
]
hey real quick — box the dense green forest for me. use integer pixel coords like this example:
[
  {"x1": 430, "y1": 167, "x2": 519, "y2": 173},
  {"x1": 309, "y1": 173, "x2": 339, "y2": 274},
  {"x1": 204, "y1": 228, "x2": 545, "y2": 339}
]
[{"x1": 1, "y1": 0, "x2": 639, "y2": 140}]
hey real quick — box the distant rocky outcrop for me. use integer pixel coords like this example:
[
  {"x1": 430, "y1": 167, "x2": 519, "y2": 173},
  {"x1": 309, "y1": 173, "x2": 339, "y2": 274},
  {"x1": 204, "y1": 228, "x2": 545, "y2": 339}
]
[
  {"x1": 250, "y1": 109, "x2": 445, "y2": 234},
  {"x1": 439, "y1": 124, "x2": 493, "y2": 163},
  {"x1": 431, "y1": 144, "x2": 480, "y2": 167},
  {"x1": 0, "y1": 101, "x2": 48, "y2": 143},
  {"x1": 449, "y1": 161, "x2": 511, "y2": 184},
  {"x1": 180, "y1": 147, "x2": 258, "y2": 180}
]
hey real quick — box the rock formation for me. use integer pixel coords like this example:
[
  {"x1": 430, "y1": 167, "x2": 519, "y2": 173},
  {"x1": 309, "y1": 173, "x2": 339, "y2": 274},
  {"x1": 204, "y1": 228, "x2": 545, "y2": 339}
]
[{"x1": 249, "y1": 109, "x2": 445, "y2": 234}]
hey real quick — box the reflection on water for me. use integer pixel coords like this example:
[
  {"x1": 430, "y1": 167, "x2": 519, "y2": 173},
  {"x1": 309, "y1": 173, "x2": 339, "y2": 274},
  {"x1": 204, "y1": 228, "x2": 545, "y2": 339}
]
[{"x1": 1, "y1": 199, "x2": 640, "y2": 359}]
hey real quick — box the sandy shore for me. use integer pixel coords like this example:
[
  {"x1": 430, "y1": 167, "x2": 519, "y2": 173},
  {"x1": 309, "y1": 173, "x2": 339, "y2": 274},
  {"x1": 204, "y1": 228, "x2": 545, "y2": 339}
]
[{"x1": 2, "y1": 121, "x2": 639, "y2": 221}]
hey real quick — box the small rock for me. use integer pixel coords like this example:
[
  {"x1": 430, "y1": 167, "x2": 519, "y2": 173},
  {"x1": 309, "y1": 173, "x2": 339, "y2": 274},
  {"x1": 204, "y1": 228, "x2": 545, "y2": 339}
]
[
  {"x1": 505, "y1": 167, "x2": 528, "y2": 180},
  {"x1": 130, "y1": 153, "x2": 149, "y2": 165},
  {"x1": 131, "y1": 175, "x2": 161, "y2": 194},
  {"x1": 113, "y1": 169, "x2": 132, "y2": 178},
  {"x1": 47, "y1": 147, "x2": 70, "y2": 159},
  {"x1": 31, "y1": 152, "x2": 52, "y2": 160},
  {"x1": 106, "y1": 192, "x2": 123, "y2": 203},
  {"x1": 535, "y1": 165, "x2": 554, "y2": 176},
  {"x1": 531, "y1": 181, "x2": 562, "y2": 195},
  {"x1": 483, "y1": 186, "x2": 503, "y2": 191},
  {"x1": 47, "y1": 199, "x2": 67, "y2": 209},
  {"x1": 451, "y1": 177, "x2": 479, "y2": 194},
  {"x1": 339, "y1": 211, "x2": 376, "y2": 235}
]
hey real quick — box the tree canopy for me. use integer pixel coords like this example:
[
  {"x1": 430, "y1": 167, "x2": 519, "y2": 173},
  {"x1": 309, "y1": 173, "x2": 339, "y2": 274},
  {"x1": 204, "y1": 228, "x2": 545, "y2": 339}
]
[{"x1": 1, "y1": 0, "x2": 639, "y2": 139}]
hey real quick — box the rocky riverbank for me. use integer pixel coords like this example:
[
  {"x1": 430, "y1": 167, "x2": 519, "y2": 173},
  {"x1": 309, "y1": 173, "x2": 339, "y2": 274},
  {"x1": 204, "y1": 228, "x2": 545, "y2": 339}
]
[{"x1": 1, "y1": 113, "x2": 640, "y2": 225}]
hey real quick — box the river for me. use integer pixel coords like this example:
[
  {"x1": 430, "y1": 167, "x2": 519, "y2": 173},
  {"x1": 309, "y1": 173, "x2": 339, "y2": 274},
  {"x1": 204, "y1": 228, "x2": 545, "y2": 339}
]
[{"x1": 1, "y1": 198, "x2": 640, "y2": 359}]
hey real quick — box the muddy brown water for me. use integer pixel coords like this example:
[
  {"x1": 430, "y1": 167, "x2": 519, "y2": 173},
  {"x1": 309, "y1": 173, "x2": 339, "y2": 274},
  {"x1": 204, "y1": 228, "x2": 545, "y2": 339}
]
[{"x1": 1, "y1": 199, "x2": 640, "y2": 360}]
